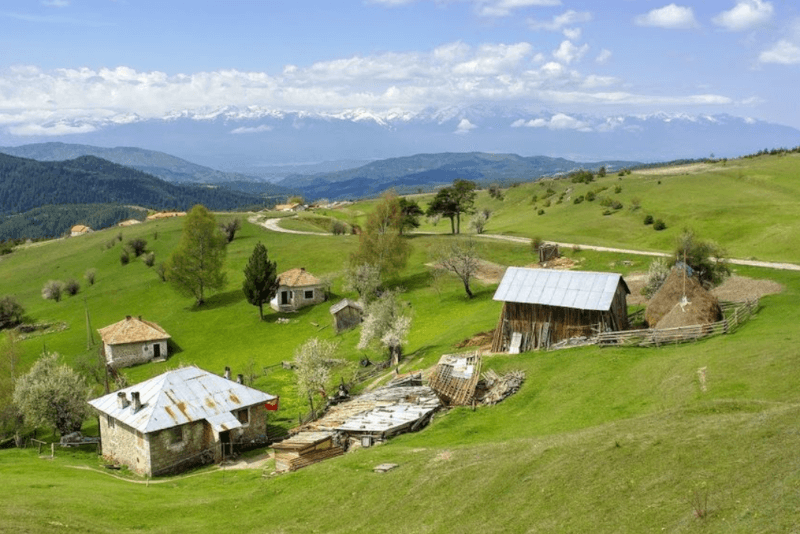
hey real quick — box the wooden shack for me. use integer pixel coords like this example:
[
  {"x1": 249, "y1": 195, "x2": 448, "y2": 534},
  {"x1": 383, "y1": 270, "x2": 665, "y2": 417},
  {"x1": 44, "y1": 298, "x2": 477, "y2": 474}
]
[
  {"x1": 491, "y1": 267, "x2": 630, "y2": 352},
  {"x1": 273, "y1": 432, "x2": 344, "y2": 473},
  {"x1": 329, "y1": 299, "x2": 363, "y2": 333}
]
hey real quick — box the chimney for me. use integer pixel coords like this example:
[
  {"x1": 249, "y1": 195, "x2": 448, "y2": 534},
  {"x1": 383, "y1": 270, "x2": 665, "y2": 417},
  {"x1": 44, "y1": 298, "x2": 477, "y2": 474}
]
[
  {"x1": 237, "y1": 374, "x2": 244, "y2": 384},
  {"x1": 224, "y1": 366, "x2": 231, "y2": 380},
  {"x1": 117, "y1": 391, "x2": 129, "y2": 409},
  {"x1": 131, "y1": 391, "x2": 141, "y2": 413}
]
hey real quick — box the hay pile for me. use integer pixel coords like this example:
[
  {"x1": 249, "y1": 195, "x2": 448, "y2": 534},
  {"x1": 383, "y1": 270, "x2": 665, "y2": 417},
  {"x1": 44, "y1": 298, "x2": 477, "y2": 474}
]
[{"x1": 645, "y1": 268, "x2": 722, "y2": 328}]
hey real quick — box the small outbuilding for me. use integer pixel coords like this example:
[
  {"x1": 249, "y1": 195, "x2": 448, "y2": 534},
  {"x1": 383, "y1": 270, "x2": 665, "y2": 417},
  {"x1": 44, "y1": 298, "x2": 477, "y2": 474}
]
[
  {"x1": 270, "y1": 268, "x2": 326, "y2": 312},
  {"x1": 491, "y1": 267, "x2": 630, "y2": 352},
  {"x1": 329, "y1": 299, "x2": 363, "y2": 333},
  {"x1": 88, "y1": 366, "x2": 277, "y2": 476},
  {"x1": 70, "y1": 225, "x2": 93, "y2": 237},
  {"x1": 98, "y1": 316, "x2": 171, "y2": 369}
]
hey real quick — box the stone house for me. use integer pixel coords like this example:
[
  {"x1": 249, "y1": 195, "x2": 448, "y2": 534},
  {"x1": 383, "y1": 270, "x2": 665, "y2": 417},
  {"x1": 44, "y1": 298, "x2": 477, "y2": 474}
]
[
  {"x1": 270, "y1": 267, "x2": 327, "y2": 312},
  {"x1": 97, "y1": 316, "x2": 171, "y2": 369},
  {"x1": 87, "y1": 366, "x2": 277, "y2": 476},
  {"x1": 70, "y1": 224, "x2": 93, "y2": 237}
]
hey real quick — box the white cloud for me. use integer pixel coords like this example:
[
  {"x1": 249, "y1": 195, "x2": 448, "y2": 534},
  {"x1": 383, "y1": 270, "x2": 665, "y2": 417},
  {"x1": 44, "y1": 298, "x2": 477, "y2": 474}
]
[
  {"x1": 562, "y1": 27, "x2": 581, "y2": 40},
  {"x1": 759, "y1": 40, "x2": 800, "y2": 64},
  {"x1": 713, "y1": 0, "x2": 773, "y2": 31},
  {"x1": 582, "y1": 75, "x2": 618, "y2": 88},
  {"x1": 42, "y1": 0, "x2": 70, "y2": 7},
  {"x1": 477, "y1": 0, "x2": 561, "y2": 18},
  {"x1": 455, "y1": 118, "x2": 477, "y2": 134},
  {"x1": 634, "y1": 4, "x2": 699, "y2": 30},
  {"x1": 230, "y1": 124, "x2": 273, "y2": 134},
  {"x1": 528, "y1": 10, "x2": 591, "y2": 31},
  {"x1": 9, "y1": 122, "x2": 96, "y2": 136},
  {"x1": 511, "y1": 113, "x2": 591, "y2": 131},
  {"x1": 553, "y1": 40, "x2": 589, "y2": 64},
  {"x1": 595, "y1": 49, "x2": 612, "y2": 64}
]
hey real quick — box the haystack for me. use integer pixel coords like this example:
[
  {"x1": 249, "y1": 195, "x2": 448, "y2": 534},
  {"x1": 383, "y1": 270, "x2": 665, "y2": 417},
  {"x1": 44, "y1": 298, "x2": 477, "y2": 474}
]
[{"x1": 645, "y1": 268, "x2": 722, "y2": 328}]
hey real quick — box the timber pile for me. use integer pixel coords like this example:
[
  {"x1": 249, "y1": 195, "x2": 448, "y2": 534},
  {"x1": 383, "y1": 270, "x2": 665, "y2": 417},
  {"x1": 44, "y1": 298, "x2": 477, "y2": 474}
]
[
  {"x1": 475, "y1": 369, "x2": 526, "y2": 405},
  {"x1": 273, "y1": 432, "x2": 344, "y2": 473},
  {"x1": 428, "y1": 352, "x2": 481, "y2": 406}
]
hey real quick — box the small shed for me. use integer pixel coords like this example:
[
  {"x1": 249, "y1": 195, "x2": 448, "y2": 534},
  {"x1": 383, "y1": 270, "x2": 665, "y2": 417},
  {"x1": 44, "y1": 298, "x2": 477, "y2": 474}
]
[
  {"x1": 70, "y1": 225, "x2": 93, "y2": 237},
  {"x1": 87, "y1": 366, "x2": 276, "y2": 476},
  {"x1": 270, "y1": 268, "x2": 326, "y2": 312},
  {"x1": 491, "y1": 267, "x2": 630, "y2": 352},
  {"x1": 98, "y1": 316, "x2": 171, "y2": 369},
  {"x1": 329, "y1": 299, "x2": 363, "y2": 333}
]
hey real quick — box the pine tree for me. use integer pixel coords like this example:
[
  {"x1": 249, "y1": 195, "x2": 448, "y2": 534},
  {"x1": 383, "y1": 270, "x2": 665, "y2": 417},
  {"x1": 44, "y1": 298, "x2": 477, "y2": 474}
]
[{"x1": 242, "y1": 242, "x2": 279, "y2": 320}]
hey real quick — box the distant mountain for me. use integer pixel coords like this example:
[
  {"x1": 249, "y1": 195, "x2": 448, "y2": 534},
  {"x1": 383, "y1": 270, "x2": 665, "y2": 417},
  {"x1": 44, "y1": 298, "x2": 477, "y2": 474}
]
[
  {"x1": 277, "y1": 152, "x2": 639, "y2": 201},
  {"x1": 0, "y1": 204, "x2": 147, "y2": 242},
  {"x1": 0, "y1": 153, "x2": 266, "y2": 218},
  {"x1": 0, "y1": 142, "x2": 292, "y2": 198},
  {"x1": 216, "y1": 159, "x2": 373, "y2": 182}
]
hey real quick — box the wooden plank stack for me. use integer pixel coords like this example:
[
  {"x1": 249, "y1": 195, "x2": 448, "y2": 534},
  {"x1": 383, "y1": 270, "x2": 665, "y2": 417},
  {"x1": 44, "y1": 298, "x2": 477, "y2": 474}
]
[{"x1": 273, "y1": 432, "x2": 344, "y2": 473}]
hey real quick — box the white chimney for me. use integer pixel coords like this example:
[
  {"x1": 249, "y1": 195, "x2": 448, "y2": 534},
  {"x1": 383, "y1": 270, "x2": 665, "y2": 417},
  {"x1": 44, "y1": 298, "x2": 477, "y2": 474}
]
[
  {"x1": 117, "y1": 391, "x2": 129, "y2": 409},
  {"x1": 236, "y1": 374, "x2": 244, "y2": 384},
  {"x1": 224, "y1": 366, "x2": 231, "y2": 380},
  {"x1": 131, "y1": 391, "x2": 141, "y2": 413}
]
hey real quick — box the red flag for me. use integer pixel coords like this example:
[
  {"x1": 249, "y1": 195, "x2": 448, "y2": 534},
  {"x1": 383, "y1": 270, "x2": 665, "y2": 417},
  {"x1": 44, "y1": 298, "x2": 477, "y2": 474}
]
[{"x1": 265, "y1": 397, "x2": 279, "y2": 411}]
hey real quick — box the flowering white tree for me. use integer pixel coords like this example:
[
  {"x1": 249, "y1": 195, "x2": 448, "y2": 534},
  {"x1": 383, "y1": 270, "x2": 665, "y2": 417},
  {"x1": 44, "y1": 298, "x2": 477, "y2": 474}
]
[
  {"x1": 358, "y1": 291, "x2": 412, "y2": 366},
  {"x1": 13, "y1": 352, "x2": 89, "y2": 436},
  {"x1": 293, "y1": 338, "x2": 339, "y2": 413}
]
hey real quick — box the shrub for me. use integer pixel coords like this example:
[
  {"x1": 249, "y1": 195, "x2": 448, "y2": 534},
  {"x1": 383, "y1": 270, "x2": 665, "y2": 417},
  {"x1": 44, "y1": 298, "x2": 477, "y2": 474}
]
[
  {"x1": 120, "y1": 251, "x2": 130, "y2": 265},
  {"x1": 542, "y1": 199, "x2": 551, "y2": 208},
  {"x1": 330, "y1": 220, "x2": 348, "y2": 235},
  {"x1": 117, "y1": 231, "x2": 123, "y2": 242},
  {"x1": 537, "y1": 209, "x2": 545, "y2": 215},
  {"x1": 42, "y1": 280, "x2": 65, "y2": 302},
  {"x1": 572, "y1": 244, "x2": 582, "y2": 253},
  {"x1": 64, "y1": 279, "x2": 80, "y2": 296},
  {"x1": 488, "y1": 183, "x2": 504, "y2": 200},
  {"x1": 143, "y1": 252, "x2": 156, "y2": 267},
  {"x1": 105, "y1": 240, "x2": 116, "y2": 250},
  {"x1": 531, "y1": 236, "x2": 543, "y2": 253},
  {"x1": 84, "y1": 268, "x2": 96, "y2": 285},
  {"x1": 153, "y1": 231, "x2": 158, "y2": 240},
  {"x1": 602, "y1": 210, "x2": 613, "y2": 216},
  {"x1": 629, "y1": 197, "x2": 642, "y2": 212},
  {"x1": 585, "y1": 191, "x2": 596, "y2": 202},
  {"x1": 0, "y1": 296, "x2": 24, "y2": 329},
  {"x1": 155, "y1": 262, "x2": 167, "y2": 282},
  {"x1": 642, "y1": 258, "x2": 669, "y2": 297},
  {"x1": 610, "y1": 200, "x2": 623, "y2": 210},
  {"x1": 126, "y1": 238, "x2": 147, "y2": 257},
  {"x1": 599, "y1": 197, "x2": 612, "y2": 207},
  {"x1": 644, "y1": 214, "x2": 654, "y2": 225},
  {"x1": 653, "y1": 219, "x2": 667, "y2": 231},
  {"x1": 614, "y1": 185, "x2": 622, "y2": 194},
  {"x1": 531, "y1": 194, "x2": 538, "y2": 203},
  {"x1": 573, "y1": 195, "x2": 585, "y2": 204}
]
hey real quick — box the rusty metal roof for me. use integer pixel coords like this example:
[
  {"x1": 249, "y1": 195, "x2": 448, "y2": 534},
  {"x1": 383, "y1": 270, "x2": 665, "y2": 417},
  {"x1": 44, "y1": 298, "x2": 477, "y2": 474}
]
[
  {"x1": 87, "y1": 366, "x2": 275, "y2": 434},
  {"x1": 97, "y1": 316, "x2": 171, "y2": 345},
  {"x1": 493, "y1": 267, "x2": 629, "y2": 312}
]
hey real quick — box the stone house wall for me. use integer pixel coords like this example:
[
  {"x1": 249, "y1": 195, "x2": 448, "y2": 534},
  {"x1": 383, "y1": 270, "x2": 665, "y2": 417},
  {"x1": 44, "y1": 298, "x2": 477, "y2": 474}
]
[
  {"x1": 149, "y1": 420, "x2": 209, "y2": 476},
  {"x1": 105, "y1": 340, "x2": 168, "y2": 368},
  {"x1": 272, "y1": 285, "x2": 326, "y2": 312},
  {"x1": 98, "y1": 415, "x2": 151, "y2": 475}
]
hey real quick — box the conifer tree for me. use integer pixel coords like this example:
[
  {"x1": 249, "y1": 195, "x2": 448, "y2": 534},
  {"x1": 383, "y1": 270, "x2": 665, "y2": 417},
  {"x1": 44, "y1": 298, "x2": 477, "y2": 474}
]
[{"x1": 242, "y1": 242, "x2": 279, "y2": 320}]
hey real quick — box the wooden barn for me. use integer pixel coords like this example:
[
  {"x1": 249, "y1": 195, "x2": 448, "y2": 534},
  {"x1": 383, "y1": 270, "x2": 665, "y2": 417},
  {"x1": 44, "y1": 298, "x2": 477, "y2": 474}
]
[
  {"x1": 329, "y1": 299, "x2": 363, "y2": 333},
  {"x1": 491, "y1": 267, "x2": 630, "y2": 352}
]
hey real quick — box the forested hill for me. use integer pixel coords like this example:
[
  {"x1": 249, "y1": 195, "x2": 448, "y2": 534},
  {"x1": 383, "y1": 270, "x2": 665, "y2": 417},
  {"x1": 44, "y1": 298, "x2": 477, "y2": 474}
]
[{"x1": 0, "y1": 154, "x2": 266, "y2": 216}]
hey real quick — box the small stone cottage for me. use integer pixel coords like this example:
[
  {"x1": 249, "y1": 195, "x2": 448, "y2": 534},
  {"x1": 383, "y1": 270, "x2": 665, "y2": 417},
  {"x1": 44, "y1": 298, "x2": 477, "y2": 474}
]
[
  {"x1": 88, "y1": 366, "x2": 277, "y2": 476},
  {"x1": 70, "y1": 224, "x2": 93, "y2": 237},
  {"x1": 97, "y1": 316, "x2": 171, "y2": 369},
  {"x1": 270, "y1": 267, "x2": 326, "y2": 312}
]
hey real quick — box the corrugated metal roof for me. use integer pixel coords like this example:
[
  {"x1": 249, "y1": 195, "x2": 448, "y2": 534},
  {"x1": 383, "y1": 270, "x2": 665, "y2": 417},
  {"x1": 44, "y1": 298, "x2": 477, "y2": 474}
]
[
  {"x1": 87, "y1": 366, "x2": 275, "y2": 434},
  {"x1": 336, "y1": 404, "x2": 438, "y2": 434},
  {"x1": 493, "y1": 267, "x2": 629, "y2": 311}
]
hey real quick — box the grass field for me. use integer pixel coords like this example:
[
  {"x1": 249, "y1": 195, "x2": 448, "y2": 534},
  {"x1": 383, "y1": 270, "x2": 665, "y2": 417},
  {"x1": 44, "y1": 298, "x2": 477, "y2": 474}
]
[{"x1": 1, "y1": 153, "x2": 800, "y2": 532}]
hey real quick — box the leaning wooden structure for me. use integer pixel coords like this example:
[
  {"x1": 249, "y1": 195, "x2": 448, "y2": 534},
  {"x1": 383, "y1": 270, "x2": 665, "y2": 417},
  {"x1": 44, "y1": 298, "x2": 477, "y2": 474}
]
[{"x1": 491, "y1": 268, "x2": 629, "y2": 353}]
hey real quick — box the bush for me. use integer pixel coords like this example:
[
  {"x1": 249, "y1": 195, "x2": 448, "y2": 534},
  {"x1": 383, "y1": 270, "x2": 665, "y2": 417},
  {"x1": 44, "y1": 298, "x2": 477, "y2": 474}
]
[
  {"x1": 586, "y1": 191, "x2": 596, "y2": 202},
  {"x1": 644, "y1": 214, "x2": 654, "y2": 225},
  {"x1": 120, "y1": 251, "x2": 130, "y2": 265},
  {"x1": 64, "y1": 279, "x2": 80, "y2": 296},
  {"x1": 642, "y1": 258, "x2": 669, "y2": 298},
  {"x1": 330, "y1": 220, "x2": 348, "y2": 235},
  {"x1": 573, "y1": 195, "x2": 585, "y2": 205},
  {"x1": 610, "y1": 200, "x2": 623, "y2": 210},
  {"x1": 156, "y1": 262, "x2": 167, "y2": 282},
  {"x1": 614, "y1": 185, "x2": 622, "y2": 194},
  {"x1": 143, "y1": 252, "x2": 156, "y2": 267},
  {"x1": 537, "y1": 209, "x2": 545, "y2": 215},
  {"x1": 126, "y1": 238, "x2": 147, "y2": 257},
  {"x1": 531, "y1": 236, "x2": 543, "y2": 253},
  {"x1": 84, "y1": 268, "x2": 96, "y2": 285},
  {"x1": 599, "y1": 197, "x2": 612, "y2": 207},
  {"x1": 653, "y1": 219, "x2": 667, "y2": 231},
  {"x1": 542, "y1": 199, "x2": 551, "y2": 208},
  {"x1": 42, "y1": 280, "x2": 65, "y2": 302},
  {"x1": 0, "y1": 296, "x2": 24, "y2": 329},
  {"x1": 602, "y1": 209, "x2": 613, "y2": 216}
]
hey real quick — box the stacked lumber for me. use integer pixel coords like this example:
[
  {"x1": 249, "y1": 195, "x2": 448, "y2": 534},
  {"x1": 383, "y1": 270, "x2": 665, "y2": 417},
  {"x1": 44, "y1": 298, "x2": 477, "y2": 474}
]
[
  {"x1": 476, "y1": 369, "x2": 526, "y2": 405},
  {"x1": 428, "y1": 352, "x2": 481, "y2": 406},
  {"x1": 273, "y1": 432, "x2": 344, "y2": 473}
]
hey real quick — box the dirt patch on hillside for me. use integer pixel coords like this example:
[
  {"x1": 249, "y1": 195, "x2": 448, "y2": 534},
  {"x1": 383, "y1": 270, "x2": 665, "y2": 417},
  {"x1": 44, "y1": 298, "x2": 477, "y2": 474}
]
[
  {"x1": 455, "y1": 330, "x2": 495, "y2": 349},
  {"x1": 474, "y1": 260, "x2": 506, "y2": 284},
  {"x1": 636, "y1": 163, "x2": 717, "y2": 176},
  {"x1": 710, "y1": 275, "x2": 783, "y2": 301}
]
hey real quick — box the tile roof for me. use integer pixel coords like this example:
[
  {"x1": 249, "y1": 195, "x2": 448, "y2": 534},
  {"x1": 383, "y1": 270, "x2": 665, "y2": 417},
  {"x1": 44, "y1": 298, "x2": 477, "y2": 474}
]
[
  {"x1": 493, "y1": 267, "x2": 629, "y2": 312},
  {"x1": 97, "y1": 316, "x2": 171, "y2": 345},
  {"x1": 87, "y1": 366, "x2": 276, "y2": 434},
  {"x1": 278, "y1": 267, "x2": 322, "y2": 287},
  {"x1": 70, "y1": 225, "x2": 92, "y2": 233}
]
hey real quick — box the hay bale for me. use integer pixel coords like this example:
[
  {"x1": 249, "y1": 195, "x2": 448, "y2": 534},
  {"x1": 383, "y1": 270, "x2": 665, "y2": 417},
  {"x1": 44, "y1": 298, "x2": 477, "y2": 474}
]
[{"x1": 645, "y1": 268, "x2": 722, "y2": 327}]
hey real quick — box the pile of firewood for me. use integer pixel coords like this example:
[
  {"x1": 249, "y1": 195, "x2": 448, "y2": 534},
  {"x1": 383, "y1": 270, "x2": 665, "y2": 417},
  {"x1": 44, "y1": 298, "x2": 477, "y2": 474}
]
[{"x1": 476, "y1": 369, "x2": 526, "y2": 405}]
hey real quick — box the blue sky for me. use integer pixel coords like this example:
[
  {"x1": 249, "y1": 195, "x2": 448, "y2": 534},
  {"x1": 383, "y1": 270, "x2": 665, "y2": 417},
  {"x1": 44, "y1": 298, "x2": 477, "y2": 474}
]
[{"x1": 1, "y1": 0, "x2": 798, "y2": 138}]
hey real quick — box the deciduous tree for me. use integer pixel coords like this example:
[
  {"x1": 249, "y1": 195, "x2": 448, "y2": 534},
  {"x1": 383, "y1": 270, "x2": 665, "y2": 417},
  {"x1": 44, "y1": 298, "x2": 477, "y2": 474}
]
[
  {"x1": 13, "y1": 352, "x2": 89, "y2": 436},
  {"x1": 350, "y1": 191, "x2": 410, "y2": 280},
  {"x1": 358, "y1": 291, "x2": 412, "y2": 366},
  {"x1": 673, "y1": 229, "x2": 729, "y2": 288},
  {"x1": 165, "y1": 205, "x2": 227, "y2": 306},
  {"x1": 242, "y1": 242, "x2": 279, "y2": 320},
  {"x1": 436, "y1": 238, "x2": 481, "y2": 298},
  {"x1": 220, "y1": 218, "x2": 241, "y2": 243},
  {"x1": 426, "y1": 179, "x2": 477, "y2": 234},
  {"x1": 293, "y1": 338, "x2": 339, "y2": 413}
]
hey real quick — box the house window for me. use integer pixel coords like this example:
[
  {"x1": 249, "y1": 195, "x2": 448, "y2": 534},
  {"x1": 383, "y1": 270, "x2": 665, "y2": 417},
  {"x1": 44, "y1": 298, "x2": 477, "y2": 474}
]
[
  {"x1": 168, "y1": 426, "x2": 184, "y2": 445},
  {"x1": 236, "y1": 408, "x2": 250, "y2": 426},
  {"x1": 107, "y1": 415, "x2": 115, "y2": 429},
  {"x1": 304, "y1": 289, "x2": 314, "y2": 300}
]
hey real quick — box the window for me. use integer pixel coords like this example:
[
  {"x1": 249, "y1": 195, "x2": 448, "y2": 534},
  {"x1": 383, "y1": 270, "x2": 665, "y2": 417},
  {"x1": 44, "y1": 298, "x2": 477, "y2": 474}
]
[
  {"x1": 304, "y1": 289, "x2": 314, "y2": 300},
  {"x1": 236, "y1": 408, "x2": 250, "y2": 426},
  {"x1": 168, "y1": 426, "x2": 183, "y2": 445},
  {"x1": 107, "y1": 415, "x2": 115, "y2": 429}
]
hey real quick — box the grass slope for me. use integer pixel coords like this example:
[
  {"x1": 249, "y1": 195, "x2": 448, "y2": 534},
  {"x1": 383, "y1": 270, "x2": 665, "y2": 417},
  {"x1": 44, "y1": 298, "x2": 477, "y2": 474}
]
[{"x1": 1, "y1": 153, "x2": 800, "y2": 532}]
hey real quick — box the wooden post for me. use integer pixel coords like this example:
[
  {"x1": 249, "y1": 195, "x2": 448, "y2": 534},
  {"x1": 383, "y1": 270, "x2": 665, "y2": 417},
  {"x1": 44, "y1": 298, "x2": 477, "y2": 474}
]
[{"x1": 51, "y1": 443, "x2": 54, "y2": 459}]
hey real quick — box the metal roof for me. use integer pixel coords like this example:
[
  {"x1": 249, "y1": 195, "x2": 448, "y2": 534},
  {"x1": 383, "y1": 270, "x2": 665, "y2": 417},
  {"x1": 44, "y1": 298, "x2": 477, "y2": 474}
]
[
  {"x1": 87, "y1": 366, "x2": 275, "y2": 434},
  {"x1": 329, "y1": 298, "x2": 363, "y2": 315},
  {"x1": 493, "y1": 267, "x2": 629, "y2": 312}
]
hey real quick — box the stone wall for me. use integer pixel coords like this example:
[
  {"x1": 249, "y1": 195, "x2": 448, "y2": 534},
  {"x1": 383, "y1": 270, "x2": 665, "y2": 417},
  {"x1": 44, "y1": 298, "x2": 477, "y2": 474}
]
[
  {"x1": 149, "y1": 420, "x2": 210, "y2": 476},
  {"x1": 99, "y1": 415, "x2": 150, "y2": 475},
  {"x1": 106, "y1": 340, "x2": 167, "y2": 369},
  {"x1": 272, "y1": 285, "x2": 326, "y2": 312}
]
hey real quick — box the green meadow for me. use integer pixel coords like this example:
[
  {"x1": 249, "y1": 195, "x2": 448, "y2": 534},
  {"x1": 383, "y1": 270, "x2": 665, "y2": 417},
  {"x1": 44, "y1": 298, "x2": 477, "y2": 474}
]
[{"x1": 1, "y1": 153, "x2": 799, "y2": 532}]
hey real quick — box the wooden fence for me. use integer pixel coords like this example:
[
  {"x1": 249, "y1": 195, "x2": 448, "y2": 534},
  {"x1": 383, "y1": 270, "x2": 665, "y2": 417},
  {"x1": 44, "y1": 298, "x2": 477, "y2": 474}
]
[{"x1": 596, "y1": 298, "x2": 759, "y2": 348}]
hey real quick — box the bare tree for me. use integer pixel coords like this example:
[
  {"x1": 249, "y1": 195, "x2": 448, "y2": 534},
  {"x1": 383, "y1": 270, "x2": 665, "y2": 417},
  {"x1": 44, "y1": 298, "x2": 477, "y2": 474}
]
[
  {"x1": 436, "y1": 238, "x2": 481, "y2": 299},
  {"x1": 220, "y1": 218, "x2": 242, "y2": 243},
  {"x1": 358, "y1": 291, "x2": 412, "y2": 366}
]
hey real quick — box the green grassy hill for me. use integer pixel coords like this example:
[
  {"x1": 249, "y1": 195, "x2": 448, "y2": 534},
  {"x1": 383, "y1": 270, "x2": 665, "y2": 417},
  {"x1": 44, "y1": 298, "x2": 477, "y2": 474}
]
[{"x1": 1, "y1": 153, "x2": 799, "y2": 532}]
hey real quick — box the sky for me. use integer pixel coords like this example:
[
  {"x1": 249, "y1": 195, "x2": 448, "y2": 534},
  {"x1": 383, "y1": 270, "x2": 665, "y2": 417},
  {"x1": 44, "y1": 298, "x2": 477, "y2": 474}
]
[{"x1": 1, "y1": 0, "x2": 799, "y2": 139}]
